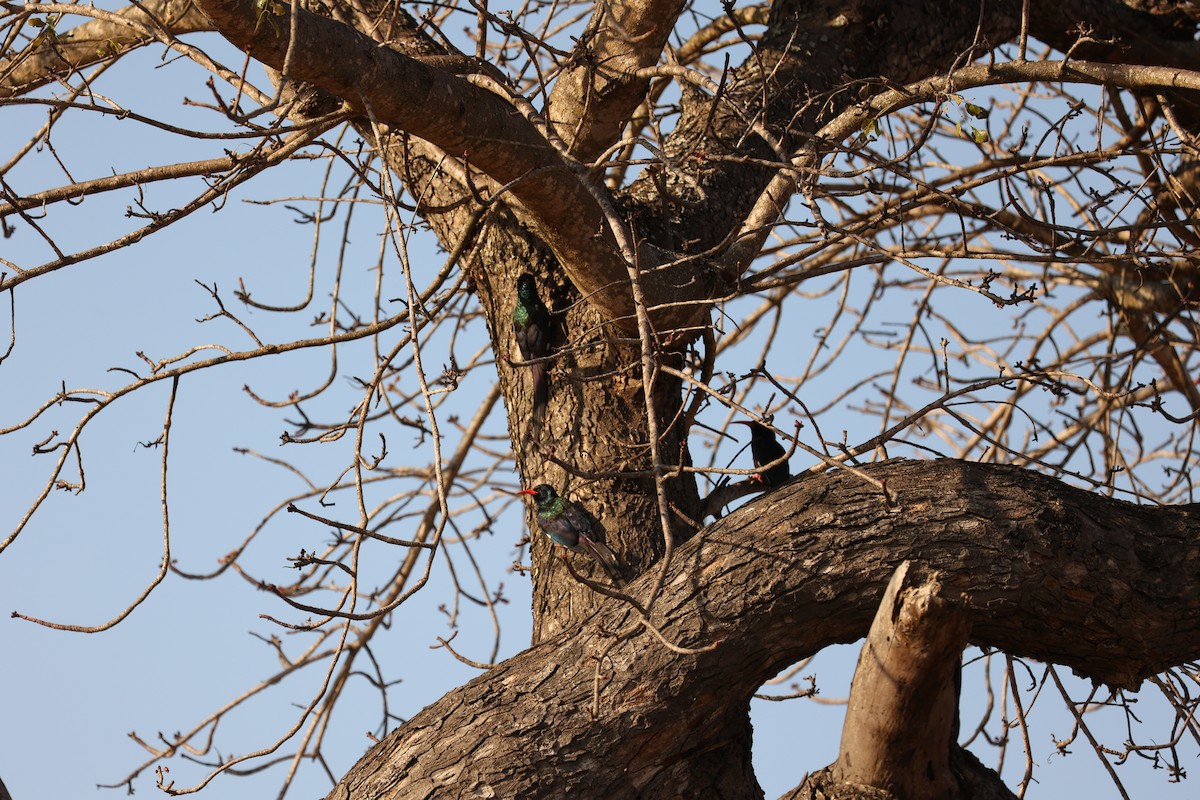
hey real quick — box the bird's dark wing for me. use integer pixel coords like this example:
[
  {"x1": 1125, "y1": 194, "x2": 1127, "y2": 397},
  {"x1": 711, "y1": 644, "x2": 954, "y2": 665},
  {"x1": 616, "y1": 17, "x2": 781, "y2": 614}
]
[{"x1": 576, "y1": 534, "x2": 625, "y2": 587}]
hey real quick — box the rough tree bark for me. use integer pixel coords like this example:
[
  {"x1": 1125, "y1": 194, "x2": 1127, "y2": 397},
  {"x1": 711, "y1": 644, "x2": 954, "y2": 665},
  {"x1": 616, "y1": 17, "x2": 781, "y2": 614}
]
[
  {"x1": 823, "y1": 564, "x2": 978, "y2": 800},
  {"x1": 325, "y1": 459, "x2": 1200, "y2": 798}
]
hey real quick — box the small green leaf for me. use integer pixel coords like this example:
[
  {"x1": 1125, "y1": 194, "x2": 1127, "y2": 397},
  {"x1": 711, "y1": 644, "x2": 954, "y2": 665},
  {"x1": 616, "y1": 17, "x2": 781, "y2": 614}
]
[
  {"x1": 965, "y1": 102, "x2": 989, "y2": 120},
  {"x1": 857, "y1": 116, "x2": 881, "y2": 143}
]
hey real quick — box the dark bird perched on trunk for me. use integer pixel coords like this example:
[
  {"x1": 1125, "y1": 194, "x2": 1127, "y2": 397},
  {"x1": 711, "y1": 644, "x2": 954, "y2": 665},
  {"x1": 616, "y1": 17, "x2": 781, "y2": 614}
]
[
  {"x1": 517, "y1": 484, "x2": 625, "y2": 586},
  {"x1": 733, "y1": 420, "x2": 791, "y2": 488},
  {"x1": 512, "y1": 274, "x2": 552, "y2": 427}
]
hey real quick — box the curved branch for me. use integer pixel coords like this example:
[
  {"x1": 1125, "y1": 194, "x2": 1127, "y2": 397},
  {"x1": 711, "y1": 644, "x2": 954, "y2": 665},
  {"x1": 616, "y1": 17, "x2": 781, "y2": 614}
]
[
  {"x1": 727, "y1": 58, "x2": 1200, "y2": 273},
  {"x1": 1029, "y1": 1, "x2": 1199, "y2": 69},
  {"x1": 193, "y1": 0, "x2": 722, "y2": 333},
  {"x1": 0, "y1": 0, "x2": 211, "y2": 98},
  {"x1": 546, "y1": 0, "x2": 688, "y2": 161},
  {"x1": 1, "y1": 150, "x2": 268, "y2": 219},
  {"x1": 327, "y1": 458, "x2": 1200, "y2": 798}
]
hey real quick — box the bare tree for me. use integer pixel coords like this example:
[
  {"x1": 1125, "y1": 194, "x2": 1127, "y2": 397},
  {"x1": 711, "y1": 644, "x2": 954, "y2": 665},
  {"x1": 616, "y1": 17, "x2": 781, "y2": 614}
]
[{"x1": 3, "y1": 0, "x2": 1200, "y2": 797}]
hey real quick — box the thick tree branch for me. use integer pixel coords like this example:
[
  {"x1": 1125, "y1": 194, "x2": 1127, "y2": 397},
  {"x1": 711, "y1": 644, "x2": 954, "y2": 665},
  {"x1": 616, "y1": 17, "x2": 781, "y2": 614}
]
[
  {"x1": 546, "y1": 0, "x2": 687, "y2": 162},
  {"x1": 621, "y1": 0, "x2": 1019, "y2": 255},
  {"x1": 193, "y1": 0, "x2": 724, "y2": 333},
  {"x1": 1029, "y1": 1, "x2": 1199, "y2": 68},
  {"x1": 327, "y1": 459, "x2": 1200, "y2": 798},
  {"x1": 0, "y1": 0, "x2": 210, "y2": 98},
  {"x1": 833, "y1": 563, "x2": 971, "y2": 800},
  {"x1": 628, "y1": 0, "x2": 1200, "y2": 276},
  {"x1": 727, "y1": 58, "x2": 1200, "y2": 274}
]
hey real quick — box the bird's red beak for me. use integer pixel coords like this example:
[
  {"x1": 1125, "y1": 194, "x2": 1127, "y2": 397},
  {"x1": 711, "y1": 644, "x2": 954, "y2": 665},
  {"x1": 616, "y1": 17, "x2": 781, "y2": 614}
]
[{"x1": 515, "y1": 489, "x2": 537, "y2": 497}]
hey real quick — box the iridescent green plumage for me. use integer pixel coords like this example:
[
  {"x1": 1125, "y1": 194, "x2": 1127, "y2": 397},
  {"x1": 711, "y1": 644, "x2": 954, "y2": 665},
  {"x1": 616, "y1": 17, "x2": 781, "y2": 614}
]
[
  {"x1": 518, "y1": 484, "x2": 625, "y2": 586},
  {"x1": 512, "y1": 274, "x2": 551, "y2": 426}
]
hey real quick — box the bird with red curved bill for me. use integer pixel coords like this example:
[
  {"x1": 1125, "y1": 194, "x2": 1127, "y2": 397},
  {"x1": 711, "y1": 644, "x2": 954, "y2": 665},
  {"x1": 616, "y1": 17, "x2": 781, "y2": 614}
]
[
  {"x1": 733, "y1": 420, "x2": 791, "y2": 488},
  {"x1": 512, "y1": 274, "x2": 551, "y2": 428},
  {"x1": 517, "y1": 484, "x2": 625, "y2": 586}
]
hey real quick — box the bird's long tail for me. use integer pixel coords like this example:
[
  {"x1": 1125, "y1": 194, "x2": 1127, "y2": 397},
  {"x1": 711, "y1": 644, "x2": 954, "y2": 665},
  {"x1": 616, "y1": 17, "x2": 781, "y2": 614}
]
[
  {"x1": 531, "y1": 363, "x2": 548, "y2": 429},
  {"x1": 579, "y1": 535, "x2": 625, "y2": 587}
]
